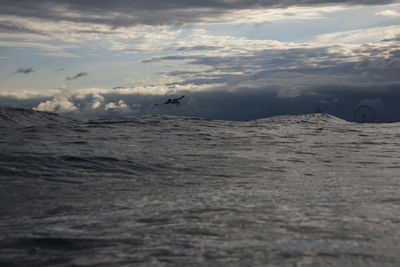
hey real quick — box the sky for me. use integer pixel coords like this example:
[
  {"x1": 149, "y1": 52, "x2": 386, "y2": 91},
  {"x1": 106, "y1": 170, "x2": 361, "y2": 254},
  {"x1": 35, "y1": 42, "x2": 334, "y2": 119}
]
[{"x1": 0, "y1": 0, "x2": 400, "y2": 121}]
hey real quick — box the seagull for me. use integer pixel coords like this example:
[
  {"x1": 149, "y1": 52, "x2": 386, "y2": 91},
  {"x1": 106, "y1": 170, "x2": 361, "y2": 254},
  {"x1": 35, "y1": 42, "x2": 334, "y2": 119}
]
[{"x1": 155, "y1": 96, "x2": 184, "y2": 106}]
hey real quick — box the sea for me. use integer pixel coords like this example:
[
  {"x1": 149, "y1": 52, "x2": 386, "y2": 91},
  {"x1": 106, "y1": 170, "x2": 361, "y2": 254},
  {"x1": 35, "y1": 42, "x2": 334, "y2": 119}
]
[{"x1": 1, "y1": 106, "x2": 399, "y2": 266}]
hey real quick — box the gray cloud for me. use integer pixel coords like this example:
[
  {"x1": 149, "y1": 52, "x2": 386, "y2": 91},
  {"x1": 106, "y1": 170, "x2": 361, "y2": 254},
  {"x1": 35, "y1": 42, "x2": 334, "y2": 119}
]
[
  {"x1": 65, "y1": 72, "x2": 88, "y2": 81},
  {"x1": 15, "y1": 67, "x2": 34, "y2": 74},
  {"x1": 355, "y1": 58, "x2": 400, "y2": 70},
  {"x1": 0, "y1": 0, "x2": 396, "y2": 27},
  {"x1": 144, "y1": 39, "x2": 400, "y2": 92},
  {"x1": 142, "y1": 55, "x2": 196, "y2": 63},
  {"x1": 175, "y1": 45, "x2": 223, "y2": 51},
  {"x1": 0, "y1": 21, "x2": 45, "y2": 35}
]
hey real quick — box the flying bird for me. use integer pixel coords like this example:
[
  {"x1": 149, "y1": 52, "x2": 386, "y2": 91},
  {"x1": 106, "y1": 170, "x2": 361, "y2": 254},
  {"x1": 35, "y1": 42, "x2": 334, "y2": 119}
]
[
  {"x1": 15, "y1": 67, "x2": 34, "y2": 74},
  {"x1": 155, "y1": 96, "x2": 185, "y2": 106}
]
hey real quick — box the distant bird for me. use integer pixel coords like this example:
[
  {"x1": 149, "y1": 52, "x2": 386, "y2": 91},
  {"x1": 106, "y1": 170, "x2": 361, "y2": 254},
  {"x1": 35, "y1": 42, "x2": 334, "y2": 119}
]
[{"x1": 155, "y1": 96, "x2": 184, "y2": 106}]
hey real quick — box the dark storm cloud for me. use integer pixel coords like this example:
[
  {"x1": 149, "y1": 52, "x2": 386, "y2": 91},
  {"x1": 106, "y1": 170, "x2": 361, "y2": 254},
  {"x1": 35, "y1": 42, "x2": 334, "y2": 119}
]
[
  {"x1": 0, "y1": 95, "x2": 49, "y2": 110},
  {"x1": 2, "y1": 83, "x2": 400, "y2": 122},
  {"x1": 65, "y1": 72, "x2": 88, "y2": 81},
  {"x1": 0, "y1": 0, "x2": 396, "y2": 27},
  {"x1": 88, "y1": 83, "x2": 400, "y2": 122},
  {"x1": 15, "y1": 67, "x2": 34, "y2": 74}
]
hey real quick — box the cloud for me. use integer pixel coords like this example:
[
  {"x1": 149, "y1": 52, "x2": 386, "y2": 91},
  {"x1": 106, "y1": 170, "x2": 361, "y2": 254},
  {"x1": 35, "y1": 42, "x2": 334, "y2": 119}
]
[
  {"x1": 31, "y1": 86, "x2": 138, "y2": 116},
  {"x1": 9, "y1": 26, "x2": 394, "y2": 117},
  {"x1": 314, "y1": 25, "x2": 400, "y2": 44},
  {"x1": 0, "y1": 40, "x2": 78, "y2": 57},
  {"x1": 140, "y1": 30, "x2": 400, "y2": 92},
  {"x1": 0, "y1": 88, "x2": 53, "y2": 100},
  {"x1": 15, "y1": 67, "x2": 34, "y2": 74},
  {"x1": 355, "y1": 58, "x2": 400, "y2": 70},
  {"x1": 105, "y1": 100, "x2": 132, "y2": 113},
  {"x1": 65, "y1": 72, "x2": 88, "y2": 81},
  {"x1": 33, "y1": 85, "x2": 77, "y2": 113},
  {"x1": 376, "y1": 9, "x2": 400, "y2": 17},
  {"x1": 0, "y1": 2, "x2": 397, "y2": 59},
  {"x1": 0, "y1": 1, "x2": 396, "y2": 29},
  {"x1": 6, "y1": 28, "x2": 397, "y2": 120}
]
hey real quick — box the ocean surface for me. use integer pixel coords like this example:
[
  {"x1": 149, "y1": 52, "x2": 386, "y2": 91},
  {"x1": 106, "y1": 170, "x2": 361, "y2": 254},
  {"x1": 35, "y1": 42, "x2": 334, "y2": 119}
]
[{"x1": 1, "y1": 106, "x2": 400, "y2": 266}]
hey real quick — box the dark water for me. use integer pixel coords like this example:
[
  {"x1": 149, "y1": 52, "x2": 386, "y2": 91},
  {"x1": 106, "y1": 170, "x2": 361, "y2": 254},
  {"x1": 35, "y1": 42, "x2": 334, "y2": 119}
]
[{"x1": 1, "y1": 106, "x2": 400, "y2": 266}]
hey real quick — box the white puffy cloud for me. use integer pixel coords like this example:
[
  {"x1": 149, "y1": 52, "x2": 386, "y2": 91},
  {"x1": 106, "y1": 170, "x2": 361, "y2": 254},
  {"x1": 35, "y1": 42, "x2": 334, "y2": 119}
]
[
  {"x1": 76, "y1": 91, "x2": 105, "y2": 111},
  {"x1": 31, "y1": 86, "x2": 139, "y2": 116},
  {"x1": 34, "y1": 85, "x2": 78, "y2": 113},
  {"x1": 92, "y1": 100, "x2": 102, "y2": 109},
  {"x1": 105, "y1": 100, "x2": 130, "y2": 112}
]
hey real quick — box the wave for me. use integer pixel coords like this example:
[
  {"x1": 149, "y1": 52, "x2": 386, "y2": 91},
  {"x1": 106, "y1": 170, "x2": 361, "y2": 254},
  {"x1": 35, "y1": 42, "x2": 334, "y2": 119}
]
[
  {"x1": 0, "y1": 106, "x2": 351, "y2": 128},
  {"x1": 1, "y1": 107, "x2": 400, "y2": 266},
  {"x1": 0, "y1": 152, "x2": 155, "y2": 182},
  {"x1": 0, "y1": 106, "x2": 76, "y2": 127},
  {"x1": 253, "y1": 112, "x2": 349, "y2": 125}
]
